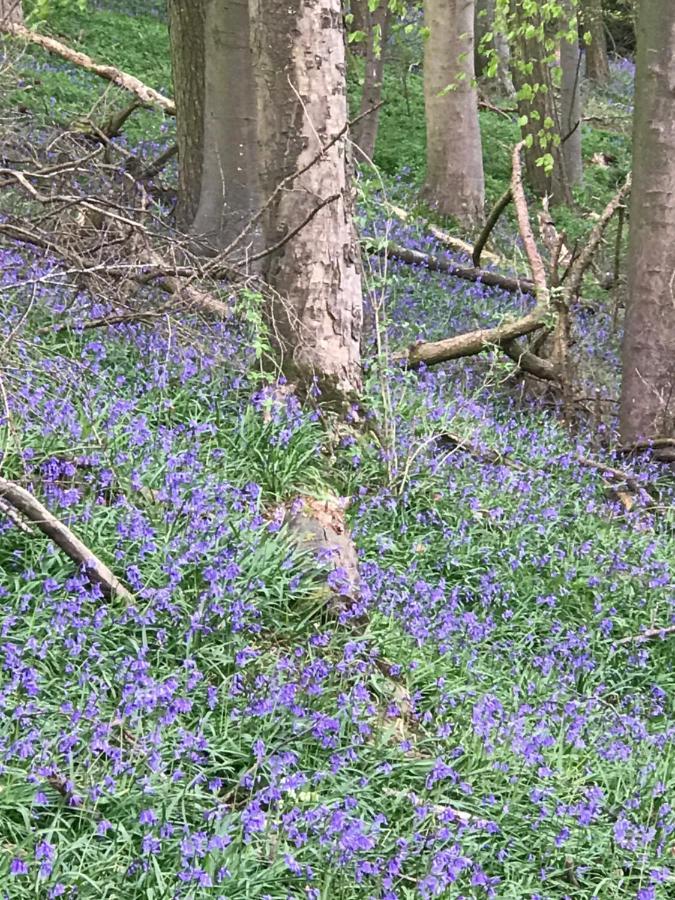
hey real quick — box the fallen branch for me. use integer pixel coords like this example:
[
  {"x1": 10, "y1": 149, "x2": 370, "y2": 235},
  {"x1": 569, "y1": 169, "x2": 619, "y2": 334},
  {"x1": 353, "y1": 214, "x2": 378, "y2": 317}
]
[
  {"x1": 385, "y1": 203, "x2": 502, "y2": 265},
  {"x1": 0, "y1": 478, "x2": 132, "y2": 600},
  {"x1": 375, "y1": 242, "x2": 534, "y2": 296},
  {"x1": 397, "y1": 143, "x2": 551, "y2": 369},
  {"x1": 2, "y1": 23, "x2": 175, "y2": 116},
  {"x1": 500, "y1": 337, "x2": 560, "y2": 382}
]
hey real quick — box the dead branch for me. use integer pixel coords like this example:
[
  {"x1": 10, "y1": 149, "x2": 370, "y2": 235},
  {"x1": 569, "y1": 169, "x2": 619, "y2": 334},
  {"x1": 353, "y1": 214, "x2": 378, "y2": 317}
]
[
  {"x1": 473, "y1": 188, "x2": 512, "y2": 268},
  {"x1": 384, "y1": 203, "x2": 502, "y2": 265},
  {"x1": 500, "y1": 337, "x2": 560, "y2": 382},
  {"x1": 397, "y1": 143, "x2": 552, "y2": 369},
  {"x1": 375, "y1": 242, "x2": 535, "y2": 296},
  {"x1": 100, "y1": 100, "x2": 142, "y2": 138},
  {"x1": 562, "y1": 174, "x2": 631, "y2": 303},
  {"x1": 2, "y1": 24, "x2": 176, "y2": 116},
  {"x1": 0, "y1": 477, "x2": 132, "y2": 600},
  {"x1": 576, "y1": 455, "x2": 655, "y2": 500}
]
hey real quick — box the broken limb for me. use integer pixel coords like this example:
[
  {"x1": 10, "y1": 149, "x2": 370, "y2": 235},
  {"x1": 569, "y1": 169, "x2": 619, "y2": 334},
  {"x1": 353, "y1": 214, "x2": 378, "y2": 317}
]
[
  {"x1": 0, "y1": 478, "x2": 132, "y2": 600},
  {"x1": 1, "y1": 23, "x2": 175, "y2": 116}
]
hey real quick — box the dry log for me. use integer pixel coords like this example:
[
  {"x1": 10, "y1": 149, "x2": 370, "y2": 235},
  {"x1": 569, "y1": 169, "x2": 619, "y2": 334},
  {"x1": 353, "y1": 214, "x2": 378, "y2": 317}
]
[
  {"x1": 2, "y1": 23, "x2": 175, "y2": 116},
  {"x1": 0, "y1": 478, "x2": 132, "y2": 600}
]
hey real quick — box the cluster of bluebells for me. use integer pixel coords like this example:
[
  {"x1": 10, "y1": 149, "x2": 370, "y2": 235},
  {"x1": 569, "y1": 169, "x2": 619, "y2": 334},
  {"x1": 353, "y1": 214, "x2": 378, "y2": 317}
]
[{"x1": 1, "y1": 39, "x2": 674, "y2": 899}]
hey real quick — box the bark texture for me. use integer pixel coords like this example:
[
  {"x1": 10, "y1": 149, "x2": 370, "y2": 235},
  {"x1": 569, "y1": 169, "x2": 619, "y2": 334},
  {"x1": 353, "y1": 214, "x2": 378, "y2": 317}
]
[
  {"x1": 582, "y1": 0, "x2": 610, "y2": 82},
  {"x1": 168, "y1": 0, "x2": 204, "y2": 230},
  {"x1": 560, "y1": 1, "x2": 583, "y2": 188},
  {"x1": 423, "y1": 0, "x2": 485, "y2": 228},
  {"x1": 251, "y1": 0, "x2": 363, "y2": 400},
  {"x1": 168, "y1": 0, "x2": 259, "y2": 253},
  {"x1": 352, "y1": 0, "x2": 390, "y2": 160},
  {"x1": 0, "y1": 0, "x2": 22, "y2": 26},
  {"x1": 620, "y1": 2, "x2": 675, "y2": 447},
  {"x1": 348, "y1": 0, "x2": 368, "y2": 56},
  {"x1": 191, "y1": 0, "x2": 259, "y2": 252}
]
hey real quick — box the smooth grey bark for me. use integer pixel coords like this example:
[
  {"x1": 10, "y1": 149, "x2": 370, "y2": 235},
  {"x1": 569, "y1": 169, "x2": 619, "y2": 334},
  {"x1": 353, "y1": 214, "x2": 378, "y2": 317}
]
[
  {"x1": 423, "y1": 0, "x2": 485, "y2": 228},
  {"x1": 352, "y1": 0, "x2": 390, "y2": 160},
  {"x1": 168, "y1": 0, "x2": 204, "y2": 230},
  {"x1": 168, "y1": 0, "x2": 259, "y2": 255},
  {"x1": 0, "y1": 0, "x2": 22, "y2": 26},
  {"x1": 250, "y1": 0, "x2": 363, "y2": 400},
  {"x1": 560, "y1": 1, "x2": 583, "y2": 188},
  {"x1": 191, "y1": 0, "x2": 259, "y2": 253},
  {"x1": 619, "y1": 0, "x2": 675, "y2": 448},
  {"x1": 582, "y1": 0, "x2": 610, "y2": 82}
]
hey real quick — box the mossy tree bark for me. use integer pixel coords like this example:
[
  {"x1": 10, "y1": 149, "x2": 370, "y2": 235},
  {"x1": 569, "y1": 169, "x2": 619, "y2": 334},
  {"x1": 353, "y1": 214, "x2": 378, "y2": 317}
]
[
  {"x1": 620, "y1": 0, "x2": 675, "y2": 449},
  {"x1": 423, "y1": 0, "x2": 485, "y2": 228}
]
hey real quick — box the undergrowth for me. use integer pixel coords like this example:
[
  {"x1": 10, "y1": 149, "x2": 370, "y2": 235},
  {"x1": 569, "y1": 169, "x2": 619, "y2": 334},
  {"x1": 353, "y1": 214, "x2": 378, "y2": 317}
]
[{"x1": 1, "y1": 5, "x2": 674, "y2": 900}]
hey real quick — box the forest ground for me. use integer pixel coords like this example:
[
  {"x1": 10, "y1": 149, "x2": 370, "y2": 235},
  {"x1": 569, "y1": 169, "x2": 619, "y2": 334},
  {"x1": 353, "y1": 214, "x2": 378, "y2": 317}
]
[{"x1": 0, "y1": 3, "x2": 674, "y2": 898}]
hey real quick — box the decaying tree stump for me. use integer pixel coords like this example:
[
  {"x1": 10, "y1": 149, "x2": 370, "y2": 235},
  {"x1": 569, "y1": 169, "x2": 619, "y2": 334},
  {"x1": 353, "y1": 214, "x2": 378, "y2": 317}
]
[{"x1": 284, "y1": 496, "x2": 362, "y2": 620}]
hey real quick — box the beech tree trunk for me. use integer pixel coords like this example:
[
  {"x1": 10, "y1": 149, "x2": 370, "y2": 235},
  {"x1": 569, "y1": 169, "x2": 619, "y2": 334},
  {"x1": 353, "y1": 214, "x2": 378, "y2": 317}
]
[
  {"x1": 168, "y1": 0, "x2": 259, "y2": 254},
  {"x1": 560, "y1": 1, "x2": 583, "y2": 189},
  {"x1": 168, "y1": 0, "x2": 204, "y2": 229},
  {"x1": 250, "y1": 0, "x2": 363, "y2": 401},
  {"x1": 348, "y1": 0, "x2": 368, "y2": 57},
  {"x1": 0, "y1": 0, "x2": 22, "y2": 27},
  {"x1": 352, "y1": 0, "x2": 390, "y2": 160},
  {"x1": 582, "y1": 0, "x2": 610, "y2": 83},
  {"x1": 619, "y1": 0, "x2": 675, "y2": 449},
  {"x1": 423, "y1": 0, "x2": 485, "y2": 228}
]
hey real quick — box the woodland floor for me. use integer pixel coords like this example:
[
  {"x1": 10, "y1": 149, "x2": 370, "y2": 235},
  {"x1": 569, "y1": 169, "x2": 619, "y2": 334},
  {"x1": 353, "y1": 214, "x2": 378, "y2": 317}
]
[{"x1": 0, "y1": 3, "x2": 674, "y2": 899}]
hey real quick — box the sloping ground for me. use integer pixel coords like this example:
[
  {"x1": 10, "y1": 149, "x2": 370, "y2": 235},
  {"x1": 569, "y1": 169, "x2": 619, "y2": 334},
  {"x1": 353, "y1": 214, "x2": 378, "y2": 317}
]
[
  {"x1": 1, "y1": 8, "x2": 674, "y2": 900},
  {"x1": 1, "y1": 219, "x2": 674, "y2": 898}
]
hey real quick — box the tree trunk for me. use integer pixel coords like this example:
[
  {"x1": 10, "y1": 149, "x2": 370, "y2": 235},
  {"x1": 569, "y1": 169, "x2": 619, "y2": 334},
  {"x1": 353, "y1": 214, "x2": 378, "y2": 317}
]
[
  {"x1": 422, "y1": 0, "x2": 485, "y2": 228},
  {"x1": 250, "y1": 0, "x2": 363, "y2": 401},
  {"x1": 348, "y1": 0, "x2": 368, "y2": 57},
  {"x1": 0, "y1": 0, "x2": 22, "y2": 27},
  {"x1": 475, "y1": 0, "x2": 513, "y2": 95},
  {"x1": 168, "y1": 0, "x2": 259, "y2": 255},
  {"x1": 510, "y1": 2, "x2": 570, "y2": 204},
  {"x1": 560, "y1": 1, "x2": 583, "y2": 189},
  {"x1": 168, "y1": 0, "x2": 205, "y2": 231},
  {"x1": 191, "y1": 0, "x2": 259, "y2": 252},
  {"x1": 619, "y1": 0, "x2": 675, "y2": 449},
  {"x1": 582, "y1": 0, "x2": 610, "y2": 83},
  {"x1": 352, "y1": 0, "x2": 390, "y2": 160}
]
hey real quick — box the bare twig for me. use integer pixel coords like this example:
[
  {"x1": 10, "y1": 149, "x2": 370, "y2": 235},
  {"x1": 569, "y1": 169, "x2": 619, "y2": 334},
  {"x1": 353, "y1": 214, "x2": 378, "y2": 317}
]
[
  {"x1": 0, "y1": 478, "x2": 132, "y2": 600},
  {"x1": 615, "y1": 623, "x2": 675, "y2": 646}
]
